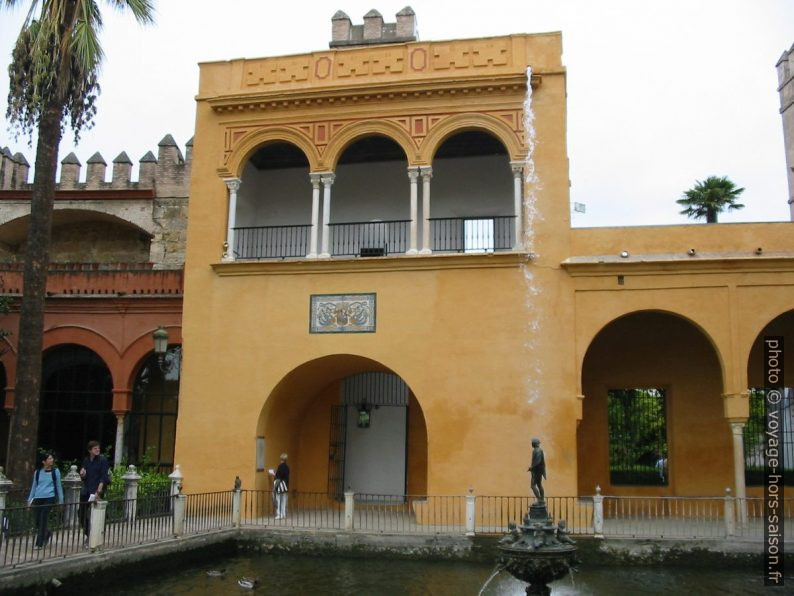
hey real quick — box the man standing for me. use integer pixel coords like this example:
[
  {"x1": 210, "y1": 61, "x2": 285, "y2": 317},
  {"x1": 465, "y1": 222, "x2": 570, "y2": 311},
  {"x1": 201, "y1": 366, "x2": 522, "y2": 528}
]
[
  {"x1": 527, "y1": 437, "x2": 546, "y2": 502},
  {"x1": 79, "y1": 440, "x2": 110, "y2": 545}
]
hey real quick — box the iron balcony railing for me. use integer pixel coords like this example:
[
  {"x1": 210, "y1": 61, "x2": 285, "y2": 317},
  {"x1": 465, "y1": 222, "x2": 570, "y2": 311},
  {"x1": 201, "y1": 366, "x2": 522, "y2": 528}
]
[
  {"x1": 233, "y1": 224, "x2": 312, "y2": 259},
  {"x1": 328, "y1": 220, "x2": 410, "y2": 257},
  {"x1": 430, "y1": 215, "x2": 516, "y2": 253}
]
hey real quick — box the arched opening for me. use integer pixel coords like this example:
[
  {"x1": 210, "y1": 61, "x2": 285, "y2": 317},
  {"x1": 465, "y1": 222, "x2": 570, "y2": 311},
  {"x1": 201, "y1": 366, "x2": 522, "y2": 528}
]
[
  {"x1": 578, "y1": 311, "x2": 726, "y2": 496},
  {"x1": 744, "y1": 310, "x2": 794, "y2": 489},
  {"x1": 331, "y1": 135, "x2": 409, "y2": 256},
  {"x1": 257, "y1": 355, "x2": 427, "y2": 500},
  {"x1": 236, "y1": 142, "x2": 311, "y2": 259},
  {"x1": 430, "y1": 130, "x2": 513, "y2": 252},
  {"x1": 39, "y1": 345, "x2": 115, "y2": 464},
  {"x1": 124, "y1": 346, "x2": 181, "y2": 472},
  {"x1": 0, "y1": 210, "x2": 153, "y2": 263}
]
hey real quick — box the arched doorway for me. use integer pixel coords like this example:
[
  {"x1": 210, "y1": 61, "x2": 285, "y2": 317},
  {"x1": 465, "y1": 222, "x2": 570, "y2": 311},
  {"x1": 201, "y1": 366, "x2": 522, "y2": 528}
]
[
  {"x1": 744, "y1": 310, "x2": 794, "y2": 489},
  {"x1": 124, "y1": 346, "x2": 181, "y2": 472},
  {"x1": 39, "y1": 345, "x2": 115, "y2": 464},
  {"x1": 578, "y1": 311, "x2": 726, "y2": 495},
  {"x1": 258, "y1": 355, "x2": 427, "y2": 499}
]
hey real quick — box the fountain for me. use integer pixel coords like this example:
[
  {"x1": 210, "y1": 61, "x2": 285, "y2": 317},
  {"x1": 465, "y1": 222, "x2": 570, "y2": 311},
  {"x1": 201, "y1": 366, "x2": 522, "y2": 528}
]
[{"x1": 496, "y1": 438, "x2": 578, "y2": 595}]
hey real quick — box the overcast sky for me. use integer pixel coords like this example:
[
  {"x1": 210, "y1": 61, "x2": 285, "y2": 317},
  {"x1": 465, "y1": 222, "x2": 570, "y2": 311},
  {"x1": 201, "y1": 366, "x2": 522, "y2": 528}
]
[{"x1": 1, "y1": 0, "x2": 793, "y2": 227}]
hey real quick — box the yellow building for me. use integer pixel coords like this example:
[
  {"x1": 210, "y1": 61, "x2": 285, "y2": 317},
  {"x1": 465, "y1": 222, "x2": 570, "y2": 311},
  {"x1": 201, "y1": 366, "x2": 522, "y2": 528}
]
[{"x1": 177, "y1": 9, "x2": 793, "y2": 503}]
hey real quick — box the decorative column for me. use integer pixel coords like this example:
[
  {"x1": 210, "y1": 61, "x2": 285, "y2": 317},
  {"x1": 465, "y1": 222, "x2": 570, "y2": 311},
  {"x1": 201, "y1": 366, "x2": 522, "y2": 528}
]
[
  {"x1": 344, "y1": 490, "x2": 354, "y2": 530},
  {"x1": 419, "y1": 166, "x2": 433, "y2": 254},
  {"x1": 319, "y1": 173, "x2": 335, "y2": 258},
  {"x1": 307, "y1": 173, "x2": 322, "y2": 258},
  {"x1": 730, "y1": 420, "x2": 748, "y2": 524},
  {"x1": 407, "y1": 167, "x2": 420, "y2": 254},
  {"x1": 62, "y1": 465, "x2": 82, "y2": 528},
  {"x1": 465, "y1": 488, "x2": 476, "y2": 536},
  {"x1": 222, "y1": 177, "x2": 241, "y2": 261},
  {"x1": 169, "y1": 464, "x2": 184, "y2": 498},
  {"x1": 592, "y1": 485, "x2": 604, "y2": 537},
  {"x1": 113, "y1": 413, "x2": 125, "y2": 466},
  {"x1": 510, "y1": 161, "x2": 525, "y2": 250}
]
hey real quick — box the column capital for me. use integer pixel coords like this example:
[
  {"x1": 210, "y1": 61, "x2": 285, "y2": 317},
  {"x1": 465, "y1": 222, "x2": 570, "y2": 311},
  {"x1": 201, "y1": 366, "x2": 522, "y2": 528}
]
[
  {"x1": 309, "y1": 172, "x2": 323, "y2": 187},
  {"x1": 320, "y1": 172, "x2": 336, "y2": 186},
  {"x1": 407, "y1": 166, "x2": 420, "y2": 181},
  {"x1": 224, "y1": 177, "x2": 242, "y2": 192},
  {"x1": 509, "y1": 161, "x2": 525, "y2": 176},
  {"x1": 419, "y1": 166, "x2": 432, "y2": 179}
]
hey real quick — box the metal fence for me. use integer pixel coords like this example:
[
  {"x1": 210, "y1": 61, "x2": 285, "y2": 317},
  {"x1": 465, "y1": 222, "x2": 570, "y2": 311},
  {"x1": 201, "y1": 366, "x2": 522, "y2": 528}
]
[
  {"x1": 242, "y1": 490, "x2": 344, "y2": 530},
  {"x1": 233, "y1": 224, "x2": 312, "y2": 259},
  {"x1": 430, "y1": 216, "x2": 515, "y2": 253},
  {"x1": 329, "y1": 220, "x2": 410, "y2": 256}
]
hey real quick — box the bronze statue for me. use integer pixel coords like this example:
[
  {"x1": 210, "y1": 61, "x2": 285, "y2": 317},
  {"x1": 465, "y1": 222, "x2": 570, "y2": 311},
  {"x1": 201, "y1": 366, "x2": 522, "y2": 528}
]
[{"x1": 527, "y1": 437, "x2": 546, "y2": 502}]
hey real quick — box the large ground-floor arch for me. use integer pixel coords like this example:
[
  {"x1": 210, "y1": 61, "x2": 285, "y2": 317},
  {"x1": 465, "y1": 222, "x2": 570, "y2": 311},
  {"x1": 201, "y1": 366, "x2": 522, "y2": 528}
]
[
  {"x1": 578, "y1": 310, "x2": 729, "y2": 496},
  {"x1": 256, "y1": 355, "x2": 427, "y2": 499}
]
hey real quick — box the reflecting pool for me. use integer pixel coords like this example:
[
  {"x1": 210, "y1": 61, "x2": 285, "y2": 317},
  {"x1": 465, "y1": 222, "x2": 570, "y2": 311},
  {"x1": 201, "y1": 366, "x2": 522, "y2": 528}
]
[{"x1": 65, "y1": 553, "x2": 789, "y2": 596}]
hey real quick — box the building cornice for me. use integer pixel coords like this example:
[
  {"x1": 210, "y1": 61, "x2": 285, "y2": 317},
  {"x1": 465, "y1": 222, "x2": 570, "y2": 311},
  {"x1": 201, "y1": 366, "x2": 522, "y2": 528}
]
[{"x1": 211, "y1": 252, "x2": 529, "y2": 277}]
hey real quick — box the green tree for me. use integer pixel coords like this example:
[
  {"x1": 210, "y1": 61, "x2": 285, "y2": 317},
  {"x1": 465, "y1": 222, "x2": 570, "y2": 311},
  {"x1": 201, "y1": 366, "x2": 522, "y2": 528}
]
[
  {"x1": 3, "y1": 0, "x2": 154, "y2": 486},
  {"x1": 677, "y1": 175, "x2": 745, "y2": 223}
]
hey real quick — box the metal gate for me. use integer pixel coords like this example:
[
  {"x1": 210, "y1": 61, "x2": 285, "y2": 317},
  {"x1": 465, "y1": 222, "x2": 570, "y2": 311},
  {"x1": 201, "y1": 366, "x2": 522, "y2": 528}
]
[{"x1": 327, "y1": 404, "x2": 347, "y2": 499}]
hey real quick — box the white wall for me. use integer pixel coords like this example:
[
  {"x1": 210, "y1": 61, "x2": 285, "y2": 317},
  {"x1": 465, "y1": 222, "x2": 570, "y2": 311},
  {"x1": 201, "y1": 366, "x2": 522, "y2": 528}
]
[{"x1": 343, "y1": 405, "x2": 406, "y2": 497}]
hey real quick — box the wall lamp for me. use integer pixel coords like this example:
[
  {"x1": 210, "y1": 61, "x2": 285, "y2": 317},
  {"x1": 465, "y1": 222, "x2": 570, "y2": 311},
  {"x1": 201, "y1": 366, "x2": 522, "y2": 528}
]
[
  {"x1": 153, "y1": 326, "x2": 170, "y2": 372},
  {"x1": 357, "y1": 404, "x2": 372, "y2": 428}
]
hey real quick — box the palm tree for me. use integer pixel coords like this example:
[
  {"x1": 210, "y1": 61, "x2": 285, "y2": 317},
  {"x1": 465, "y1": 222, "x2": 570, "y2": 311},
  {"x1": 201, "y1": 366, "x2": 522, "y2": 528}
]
[
  {"x1": 3, "y1": 0, "x2": 154, "y2": 486},
  {"x1": 677, "y1": 175, "x2": 745, "y2": 223}
]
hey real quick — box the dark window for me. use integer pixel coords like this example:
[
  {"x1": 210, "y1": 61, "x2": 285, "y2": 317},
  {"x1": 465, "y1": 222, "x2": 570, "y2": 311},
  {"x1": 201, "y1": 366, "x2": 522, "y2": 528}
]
[
  {"x1": 744, "y1": 387, "x2": 793, "y2": 486},
  {"x1": 607, "y1": 388, "x2": 668, "y2": 486},
  {"x1": 124, "y1": 347, "x2": 180, "y2": 472},
  {"x1": 39, "y1": 345, "x2": 114, "y2": 465}
]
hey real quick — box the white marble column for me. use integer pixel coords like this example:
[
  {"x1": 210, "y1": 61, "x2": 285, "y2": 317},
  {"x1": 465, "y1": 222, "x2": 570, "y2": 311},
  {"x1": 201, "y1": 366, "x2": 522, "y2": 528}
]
[
  {"x1": 510, "y1": 161, "x2": 524, "y2": 250},
  {"x1": 319, "y1": 173, "x2": 335, "y2": 258},
  {"x1": 419, "y1": 166, "x2": 433, "y2": 254},
  {"x1": 307, "y1": 173, "x2": 322, "y2": 258},
  {"x1": 407, "y1": 167, "x2": 420, "y2": 254},
  {"x1": 114, "y1": 413, "x2": 125, "y2": 466},
  {"x1": 223, "y1": 178, "x2": 241, "y2": 261},
  {"x1": 730, "y1": 421, "x2": 748, "y2": 524}
]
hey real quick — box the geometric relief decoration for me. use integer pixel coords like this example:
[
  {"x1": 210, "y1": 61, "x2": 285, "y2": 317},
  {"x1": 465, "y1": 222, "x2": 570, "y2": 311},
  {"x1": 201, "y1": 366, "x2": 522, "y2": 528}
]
[{"x1": 310, "y1": 293, "x2": 376, "y2": 334}]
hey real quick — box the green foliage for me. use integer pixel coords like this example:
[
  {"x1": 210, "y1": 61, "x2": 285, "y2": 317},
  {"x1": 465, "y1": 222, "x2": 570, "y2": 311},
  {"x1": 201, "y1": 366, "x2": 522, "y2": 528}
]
[
  {"x1": 4, "y1": 0, "x2": 155, "y2": 142},
  {"x1": 608, "y1": 388, "x2": 668, "y2": 485},
  {"x1": 677, "y1": 175, "x2": 745, "y2": 223}
]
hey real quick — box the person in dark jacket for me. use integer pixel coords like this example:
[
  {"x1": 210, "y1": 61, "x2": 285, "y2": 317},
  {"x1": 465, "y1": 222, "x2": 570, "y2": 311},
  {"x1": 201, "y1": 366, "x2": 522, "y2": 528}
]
[
  {"x1": 269, "y1": 453, "x2": 290, "y2": 520},
  {"x1": 79, "y1": 440, "x2": 110, "y2": 544},
  {"x1": 27, "y1": 452, "x2": 64, "y2": 549}
]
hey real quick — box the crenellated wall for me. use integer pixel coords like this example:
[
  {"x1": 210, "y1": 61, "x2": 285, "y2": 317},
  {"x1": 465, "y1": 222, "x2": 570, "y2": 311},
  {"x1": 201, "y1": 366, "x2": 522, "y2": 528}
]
[{"x1": 0, "y1": 134, "x2": 192, "y2": 269}]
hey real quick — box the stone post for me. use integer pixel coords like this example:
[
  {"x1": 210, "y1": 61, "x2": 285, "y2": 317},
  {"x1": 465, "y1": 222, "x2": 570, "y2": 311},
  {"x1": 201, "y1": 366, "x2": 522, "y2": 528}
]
[
  {"x1": 419, "y1": 167, "x2": 432, "y2": 254},
  {"x1": 724, "y1": 487, "x2": 736, "y2": 538},
  {"x1": 465, "y1": 488, "x2": 476, "y2": 536},
  {"x1": 122, "y1": 465, "x2": 141, "y2": 523},
  {"x1": 223, "y1": 178, "x2": 241, "y2": 261},
  {"x1": 407, "y1": 167, "x2": 419, "y2": 254},
  {"x1": 173, "y1": 494, "x2": 187, "y2": 537},
  {"x1": 169, "y1": 464, "x2": 183, "y2": 498},
  {"x1": 233, "y1": 488, "x2": 242, "y2": 528},
  {"x1": 344, "y1": 490, "x2": 354, "y2": 530},
  {"x1": 593, "y1": 485, "x2": 604, "y2": 537},
  {"x1": 319, "y1": 173, "x2": 335, "y2": 258},
  {"x1": 62, "y1": 465, "x2": 83, "y2": 528},
  {"x1": 510, "y1": 161, "x2": 524, "y2": 250},
  {"x1": 88, "y1": 500, "x2": 107, "y2": 550},
  {"x1": 0, "y1": 467, "x2": 13, "y2": 525}
]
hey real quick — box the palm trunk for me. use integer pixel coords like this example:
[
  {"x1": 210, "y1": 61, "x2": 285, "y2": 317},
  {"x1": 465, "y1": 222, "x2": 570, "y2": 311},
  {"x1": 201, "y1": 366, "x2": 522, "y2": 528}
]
[{"x1": 6, "y1": 103, "x2": 63, "y2": 486}]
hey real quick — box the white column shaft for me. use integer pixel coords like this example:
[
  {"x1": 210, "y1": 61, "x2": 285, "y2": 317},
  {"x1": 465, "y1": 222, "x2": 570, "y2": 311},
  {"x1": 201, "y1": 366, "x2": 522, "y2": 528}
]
[
  {"x1": 308, "y1": 174, "x2": 321, "y2": 258},
  {"x1": 731, "y1": 422, "x2": 748, "y2": 524},
  {"x1": 319, "y1": 174, "x2": 335, "y2": 258},
  {"x1": 407, "y1": 168, "x2": 419, "y2": 254},
  {"x1": 114, "y1": 414, "x2": 125, "y2": 466},
  {"x1": 223, "y1": 178, "x2": 241, "y2": 261},
  {"x1": 420, "y1": 167, "x2": 432, "y2": 254},
  {"x1": 511, "y1": 162, "x2": 524, "y2": 250}
]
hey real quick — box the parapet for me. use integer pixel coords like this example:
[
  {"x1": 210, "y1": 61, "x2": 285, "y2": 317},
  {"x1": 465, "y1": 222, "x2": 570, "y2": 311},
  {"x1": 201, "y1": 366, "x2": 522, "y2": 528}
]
[
  {"x1": 0, "y1": 134, "x2": 192, "y2": 193},
  {"x1": 330, "y1": 6, "x2": 417, "y2": 48}
]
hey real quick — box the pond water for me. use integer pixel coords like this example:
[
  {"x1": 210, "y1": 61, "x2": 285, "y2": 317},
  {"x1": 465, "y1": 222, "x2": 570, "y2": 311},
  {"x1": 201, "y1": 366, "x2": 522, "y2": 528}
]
[{"x1": 61, "y1": 553, "x2": 788, "y2": 596}]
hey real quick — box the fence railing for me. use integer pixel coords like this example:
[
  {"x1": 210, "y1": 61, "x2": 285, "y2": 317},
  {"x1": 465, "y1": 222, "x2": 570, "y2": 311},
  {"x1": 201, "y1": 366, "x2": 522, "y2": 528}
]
[
  {"x1": 2, "y1": 482, "x2": 790, "y2": 569},
  {"x1": 430, "y1": 215, "x2": 516, "y2": 253},
  {"x1": 233, "y1": 224, "x2": 312, "y2": 259},
  {"x1": 329, "y1": 220, "x2": 410, "y2": 256}
]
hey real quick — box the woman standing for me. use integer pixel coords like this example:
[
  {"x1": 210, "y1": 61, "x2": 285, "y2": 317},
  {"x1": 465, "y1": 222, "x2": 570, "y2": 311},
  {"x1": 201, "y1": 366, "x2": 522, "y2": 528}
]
[
  {"x1": 27, "y1": 452, "x2": 64, "y2": 549},
  {"x1": 269, "y1": 453, "x2": 290, "y2": 520}
]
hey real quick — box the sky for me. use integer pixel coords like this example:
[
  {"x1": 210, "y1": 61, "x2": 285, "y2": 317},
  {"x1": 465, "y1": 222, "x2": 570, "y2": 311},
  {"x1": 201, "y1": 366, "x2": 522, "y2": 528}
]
[{"x1": 1, "y1": 0, "x2": 793, "y2": 227}]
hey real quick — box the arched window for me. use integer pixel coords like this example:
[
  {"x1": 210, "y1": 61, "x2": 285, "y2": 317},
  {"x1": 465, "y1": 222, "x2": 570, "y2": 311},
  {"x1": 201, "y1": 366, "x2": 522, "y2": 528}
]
[
  {"x1": 125, "y1": 347, "x2": 180, "y2": 472},
  {"x1": 39, "y1": 345, "x2": 114, "y2": 464}
]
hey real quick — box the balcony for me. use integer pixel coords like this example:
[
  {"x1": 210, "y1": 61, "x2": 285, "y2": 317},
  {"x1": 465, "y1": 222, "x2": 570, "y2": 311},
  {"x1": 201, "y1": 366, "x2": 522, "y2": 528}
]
[{"x1": 231, "y1": 216, "x2": 516, "y2": 259}]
